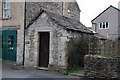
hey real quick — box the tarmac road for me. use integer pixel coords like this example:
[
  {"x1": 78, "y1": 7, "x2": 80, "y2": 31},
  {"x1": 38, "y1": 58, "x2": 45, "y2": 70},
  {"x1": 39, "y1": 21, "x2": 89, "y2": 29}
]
[
  {"x1": 1, "y1": 61, "x2": 118, "y2": 80},
  {"x1": 1, "y1": 61, "x2": 81, "y2": 80},
  {"x1": 0, "y1": 61, "x2": 119, "y2": 80}
]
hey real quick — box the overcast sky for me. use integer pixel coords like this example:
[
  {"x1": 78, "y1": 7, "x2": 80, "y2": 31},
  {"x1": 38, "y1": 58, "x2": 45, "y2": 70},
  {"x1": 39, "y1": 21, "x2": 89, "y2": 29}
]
[{"x1": 76, "y1": 0, "x2": 120, "y2": 27}]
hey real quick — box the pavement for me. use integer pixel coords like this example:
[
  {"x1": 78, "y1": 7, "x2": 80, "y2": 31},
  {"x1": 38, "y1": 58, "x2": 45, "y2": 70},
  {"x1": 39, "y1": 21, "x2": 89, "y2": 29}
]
[{"x1": 1, "y1": 61, "x2": 84, "y2": 80}]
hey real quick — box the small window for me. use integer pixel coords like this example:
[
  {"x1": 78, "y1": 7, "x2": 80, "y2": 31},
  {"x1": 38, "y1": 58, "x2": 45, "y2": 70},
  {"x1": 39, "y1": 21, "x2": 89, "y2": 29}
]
[
  {"x1": 99, "y1": 23, "x2": 102, "y2": 29},
  {"x1": 2, "y1": 0, "x2": 11, "y2": 19},
  {"x1": 103, "y1": 22, "x2": 105, "y2": 28},
  {"x1": 99, "y1": 22, "x2": 109, "y2": 29},
  {"x1": 106, "y1": 22, "x2": 109, "y2": 28}
]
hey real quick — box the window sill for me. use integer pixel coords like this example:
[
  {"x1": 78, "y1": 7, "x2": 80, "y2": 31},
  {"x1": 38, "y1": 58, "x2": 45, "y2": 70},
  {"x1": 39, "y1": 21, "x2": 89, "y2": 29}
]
[
  {"x1": 99, "y1": 28, "x2": 109, "y2": 29},
  {"x1": 1, "y1": 17, "x2": 11, "y2": 20}
]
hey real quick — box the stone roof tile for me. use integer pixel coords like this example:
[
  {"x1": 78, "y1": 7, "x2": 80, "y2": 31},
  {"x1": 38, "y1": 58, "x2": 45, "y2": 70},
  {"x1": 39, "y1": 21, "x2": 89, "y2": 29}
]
[{"x1": 27, "y1": 10, "x2": 93, "y2": 34}]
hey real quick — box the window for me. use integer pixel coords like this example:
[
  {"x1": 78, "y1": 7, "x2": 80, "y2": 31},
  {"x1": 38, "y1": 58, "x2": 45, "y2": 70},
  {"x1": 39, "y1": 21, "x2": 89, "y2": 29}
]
[
  {"x1": 99, "y1": 23, "x2": 102, "y2": 29},
  {"x1": 106, "y1": 22, "x2": 109, "y2": 28},
  {"x1": 8, "y1": 35, "x2": 14, "y2": 50},
  {"x1": 2, "y1": 0, "x2": 11, "y2": 19},
  {"x1": 99, "y1": 22, "x2": 109, "y2": 29}
]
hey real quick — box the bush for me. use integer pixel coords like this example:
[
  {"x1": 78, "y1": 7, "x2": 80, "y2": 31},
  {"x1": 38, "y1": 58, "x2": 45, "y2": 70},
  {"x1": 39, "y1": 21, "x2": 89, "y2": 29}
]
[{"x1": 67, "y1": 36, "x2": 93, "y2": 69}]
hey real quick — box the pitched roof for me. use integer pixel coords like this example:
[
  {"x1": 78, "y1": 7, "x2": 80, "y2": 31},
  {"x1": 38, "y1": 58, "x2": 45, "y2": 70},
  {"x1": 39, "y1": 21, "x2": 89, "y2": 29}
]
[
  {"x1": 94, "y1": 33, "x2": 107, "y2": 40},
  {"x1": 27, "y1": 10, "x2": 93, "y2": 34},
  {"x1": 91, "y1": 5, "x2": 120, "y2": 22}
]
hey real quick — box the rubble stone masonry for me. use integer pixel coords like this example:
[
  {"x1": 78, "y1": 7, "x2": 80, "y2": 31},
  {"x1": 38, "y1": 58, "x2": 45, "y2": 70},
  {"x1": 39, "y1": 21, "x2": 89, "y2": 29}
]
[{"x1": 84, "y1": 54, "x2": 120, "y2": 79}]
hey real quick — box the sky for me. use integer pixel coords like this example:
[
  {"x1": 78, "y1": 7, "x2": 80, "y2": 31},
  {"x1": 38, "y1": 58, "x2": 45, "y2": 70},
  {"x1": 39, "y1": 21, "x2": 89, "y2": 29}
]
[{"x1": 76, "y1": 0, "x2": 120, "y2": 27}]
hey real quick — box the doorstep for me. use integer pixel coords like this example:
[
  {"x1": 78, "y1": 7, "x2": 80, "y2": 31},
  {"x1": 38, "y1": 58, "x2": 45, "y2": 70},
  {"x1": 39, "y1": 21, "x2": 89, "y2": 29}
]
[{"x1": 37, "y1": 67, "x2": 48, "y2": 71}]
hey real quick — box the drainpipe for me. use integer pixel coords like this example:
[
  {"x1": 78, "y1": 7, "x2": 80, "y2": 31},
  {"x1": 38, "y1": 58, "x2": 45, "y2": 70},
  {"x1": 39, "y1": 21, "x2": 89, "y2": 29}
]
[
  {"x1": 22, "y1": 0, "x2": 26, "y2": 66},
  {"x1": 62, "y1": 2, "x2": 64, "y2": 15}
]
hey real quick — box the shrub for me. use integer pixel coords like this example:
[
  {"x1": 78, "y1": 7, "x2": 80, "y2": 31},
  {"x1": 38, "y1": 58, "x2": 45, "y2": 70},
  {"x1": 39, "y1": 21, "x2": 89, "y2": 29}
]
[{"x1": 66, "y1": 35, "x2": 95, "y2": 69}]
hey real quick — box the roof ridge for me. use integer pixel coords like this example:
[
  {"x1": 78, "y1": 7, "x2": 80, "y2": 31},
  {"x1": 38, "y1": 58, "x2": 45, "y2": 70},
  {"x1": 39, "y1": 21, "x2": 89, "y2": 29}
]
[
  {"x1": 91, "y1": 5, "x2": 120, "y2": 22},
  {"x1": 110, "y1": 5, "x2": 120, "y2": 11}
]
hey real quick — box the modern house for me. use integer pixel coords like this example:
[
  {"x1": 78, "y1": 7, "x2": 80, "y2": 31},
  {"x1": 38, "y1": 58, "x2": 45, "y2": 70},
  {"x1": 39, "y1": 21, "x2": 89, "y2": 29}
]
[
  {"x1": 91, "y1": 5, "x2": 120, "y2": 40},
  {"x1": 1, "y1": 0, "x2": 93, "y2": 71}
]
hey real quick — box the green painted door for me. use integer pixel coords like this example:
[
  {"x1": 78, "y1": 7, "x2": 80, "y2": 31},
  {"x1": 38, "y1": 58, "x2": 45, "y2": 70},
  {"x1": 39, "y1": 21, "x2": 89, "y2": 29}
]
[
  {"x1": 2, "y1": 30, "x2": 17, "y2": 62},
  {"x1": 0, "y1": 31, "x2": 2, "y2": 59}
]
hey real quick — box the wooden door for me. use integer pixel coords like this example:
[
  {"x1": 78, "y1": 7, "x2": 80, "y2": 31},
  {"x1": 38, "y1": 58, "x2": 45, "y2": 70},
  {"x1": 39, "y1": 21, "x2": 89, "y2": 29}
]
[
  {"x1": 2, "y1": 30, "x2": 17, "y2": 62},
  {"x1": 39, "y1": 32, "x2": 50, "y2": 67}
]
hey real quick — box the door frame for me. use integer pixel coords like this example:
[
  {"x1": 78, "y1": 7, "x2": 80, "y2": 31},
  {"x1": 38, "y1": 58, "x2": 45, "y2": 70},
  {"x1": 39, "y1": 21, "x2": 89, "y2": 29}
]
[{"x1": 33, "y1": 27, "x2": 53, "y2": 69}]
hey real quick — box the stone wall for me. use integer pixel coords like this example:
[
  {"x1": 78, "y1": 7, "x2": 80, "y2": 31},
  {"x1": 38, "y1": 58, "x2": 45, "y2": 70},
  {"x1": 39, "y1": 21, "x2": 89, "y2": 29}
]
[
  {"x1": 25, "y1": 2, "x2": 80, "y2": 27},
  {"x1": 25, "y1": 2, "x2": 63, "y2": 27},
  {"x1": 24, "y1": 12, "x2": 69, "y2": 69},
  {"x1": 84, "y1": 55, "x2": 119, "y2": 79},
  {"x1": 24, "y1": 12, "x2": 83, "y2": 71},
  {"x1": 63, "y1": 2, "x2": 80, "y2": 21}
]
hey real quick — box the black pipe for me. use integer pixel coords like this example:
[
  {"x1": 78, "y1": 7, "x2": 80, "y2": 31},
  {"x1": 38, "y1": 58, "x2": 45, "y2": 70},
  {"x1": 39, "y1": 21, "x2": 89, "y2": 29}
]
[
  {"x1": 62, "y1": 2, "x2": 63, "y2": 15},
  {"x1": 22, "y1": 1, "x2": 26, "y2": 66}
]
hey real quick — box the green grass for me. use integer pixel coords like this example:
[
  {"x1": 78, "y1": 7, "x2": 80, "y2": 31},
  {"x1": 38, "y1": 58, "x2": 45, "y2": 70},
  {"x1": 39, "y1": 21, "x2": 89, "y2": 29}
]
[
  {"x1": 116, "y1": 56, "x2": 120, "y2": 61},
  {"x1": 64, "y1": 67, "x2": 84, "y2": 75}
]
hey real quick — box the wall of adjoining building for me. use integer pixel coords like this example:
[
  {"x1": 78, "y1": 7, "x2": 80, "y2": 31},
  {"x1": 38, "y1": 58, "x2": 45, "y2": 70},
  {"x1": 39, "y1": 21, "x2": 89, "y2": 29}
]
[
  {"x1": 63, "y1": 2, "x2": 80, "y2": 21},
  {"x1": 0, "y1": 0, "x2": 2, "y2": 20},
  {"x1": 25, "y1": 2, "x2": 80, "y2": 27},
  {"x1": 0, "y1": 2, "x2": 25, "y2": 64}
]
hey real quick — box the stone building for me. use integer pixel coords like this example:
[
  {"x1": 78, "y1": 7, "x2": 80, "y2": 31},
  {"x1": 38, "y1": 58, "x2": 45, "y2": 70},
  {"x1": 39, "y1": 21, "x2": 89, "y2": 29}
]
[
  {"x1": 24, "y1": 10, "x2": 92, "y2": 70},
  {"x1": 1, "y1": 0, "x2": 93, "y2": 70},
  {"x1": 24, "y1": 1, "x2": 92, "y2": 70}
]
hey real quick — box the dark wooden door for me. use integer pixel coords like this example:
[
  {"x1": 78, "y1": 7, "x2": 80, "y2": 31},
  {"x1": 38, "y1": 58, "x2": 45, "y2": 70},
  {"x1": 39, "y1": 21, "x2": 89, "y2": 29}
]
[{"x1": 39, "y1": 32, "x2": 50, "y2": 67}]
